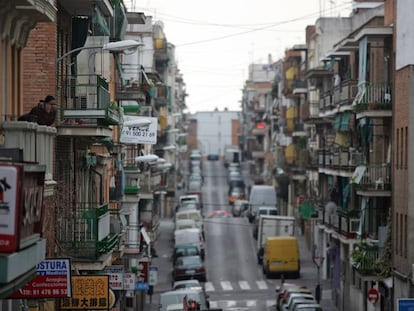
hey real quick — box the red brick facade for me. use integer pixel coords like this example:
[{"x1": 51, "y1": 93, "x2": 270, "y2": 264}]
[{"x1": 22, "y1": 22, "x2": 57, "y2": 112}]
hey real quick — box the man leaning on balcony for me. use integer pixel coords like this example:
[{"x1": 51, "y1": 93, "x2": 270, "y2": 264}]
[{"x1": 18, "y1": 95, "x2": 57, "y2": 126}]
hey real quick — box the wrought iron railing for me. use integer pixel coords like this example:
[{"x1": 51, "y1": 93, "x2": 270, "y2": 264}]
[
  {"x1": 351, "y1": 243, "x2": 383, "y2": 274},
  {"x1": 358, "y1": 164, "x2": 391, "y2": 191},
  {"x1": 57, "y1": 203, "x2": 120, "y2": 259},
  {"x1": 354, "y1": 83, "x2": 392, "y2": 112}
]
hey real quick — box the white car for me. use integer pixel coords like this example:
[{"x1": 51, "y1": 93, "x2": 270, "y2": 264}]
[
  {"x1": 283, "y1": 293, "x2": 315, "y2": 311},
  {"x1": 172, "y1": 280, "x2": 203, "y2": 291}
]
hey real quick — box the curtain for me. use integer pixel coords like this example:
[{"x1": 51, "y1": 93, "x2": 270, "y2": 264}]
[{"x1": 71, "y1": 17, "x2": 89, "y2": 75}]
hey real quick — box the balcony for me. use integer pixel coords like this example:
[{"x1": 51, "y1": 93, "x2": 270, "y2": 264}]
[
  {"x1": 354, "y1": 83, "x2": 392, "y2": 119},
  {"x1": 154, "y1": 37, "x2": 169, "y2": 65},
  {"x1": 351, "y1": 243, "x2": 383, "y2": 274},
  {"x1": 333, "y1": 80, "x2": 358, "y2": 107},
  {"x1": 60, "y1": 74, "x2": 120, "y2": 127},
  {"x1": 292, "y1": 123, "x2": 307, "y2": 137},
  {"x1": 337, "y1": 209, "x2": 360, "y2": 239},
  {"x1": 292, "y1": 80, "x2": 307, "y2": 94},
  {"x1": 0, "y1": 122, "x2": 56, "y2": 195},
  {"x1": 57, "y1": 203, "x2": 121, "y2": 260},
  {"x1": 59, "y1": 0, "x2": 114, "y2": 17},
  {"x1": 353, "y1": 164, "x2": 391, "y2": 192},
  {"x1": 154, "y1": 85, "x2": 169, "y2": 107}
]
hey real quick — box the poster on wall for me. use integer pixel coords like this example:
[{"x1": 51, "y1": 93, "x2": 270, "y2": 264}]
[{"x1": 120, "y1": 116, "x2": 158, "y2": 144}]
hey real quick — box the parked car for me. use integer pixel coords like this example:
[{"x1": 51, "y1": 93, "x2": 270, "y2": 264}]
[
  {"x1": 293, "y1": 303, "x2": 323, "y2": 311},
  {"x1": 174, "y1": 228, "x2": 205, "y2": 258},
  {"x1": 173, "y1": 244, "x2": 201, "y2": 264},
  {"x1": 175, "y1": 219, "x2": 198, "y2": 231},
  {"x1": 175, "y1": 202, "x2": 201, "y2": 214},
  {"x1": 207, "y1": 154, "x2": 219, "y2": 161},
  {"x1": 172, "y1": 255, "x2": 207, "y2": 282},
  {"x1": 172, "y1": 280, "x2": 203, "y2": 291},
  {"x1": 289, "y1": 298, "x2": 317, "y2": 311},
  {"x1": 231, "y1": 199, "x2": 249, "y2": 217},
  {"x1": 159, "y1": 288, "x2": 209, "y2": 311},
  {"x1": 278, "y1": 287, "x2": 312, "y2": 311},
  {"x1": 282, "y1": 293, "x2": 315, "y2": 311}
]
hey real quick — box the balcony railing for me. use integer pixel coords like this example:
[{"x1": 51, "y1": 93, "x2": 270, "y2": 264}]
[
  {"x1": 61, "y1": 74, "x2": 120, "y2": 125},
  {"x1": 351, "y1": 243, "x2": 383, "y2": 274},
  {"x1": 57, "y1": 203, "x2": 121, "y2": 260},
  {"x1": 333, "y1": 80, "x2": 358, "y2": 106},
  {"x1": 318, "y1": 148, "x2": 362, "y2": 171},
  {"x1": 337, "y1": 209, "x2": 360, "y2": 239},
  {"x1": 0, "y1": 122, "x2": 56, "y2": 181},
  {"x1": 356, "y1": 164, "x2": 391, "y2": 191},
  {"x1": 354, "y1": 83, "x2": 392, "y2": 112}
]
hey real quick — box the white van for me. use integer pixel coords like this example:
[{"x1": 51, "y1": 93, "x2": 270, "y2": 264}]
[
  {"x1": 175, "y1": 219, "x2": 198, "y2": 231},
  {"x1": 159, "y1": 288, "x2": 209, "y2": 311},
  {"x1": 248, "y1": 185, "x2": 277, "y2": 222},
  {"x1": 174, "y1": 228, "x2": 205, "y2": 258}
]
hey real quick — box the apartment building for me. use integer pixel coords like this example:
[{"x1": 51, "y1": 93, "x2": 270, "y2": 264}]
[{"x1": 0, "y1": 1, "x2": 185, "y2": 310}]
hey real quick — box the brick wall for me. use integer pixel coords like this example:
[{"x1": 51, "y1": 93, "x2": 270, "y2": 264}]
[
  {"x1": 393, "y1": 66, "x2": 410, "y2": 273},
  {"x1": 22, "y1": 22, "x2": 57, "y2": 113},
  {"x1": 231, "y1": 119, "x2": 239, "y2": 146}
]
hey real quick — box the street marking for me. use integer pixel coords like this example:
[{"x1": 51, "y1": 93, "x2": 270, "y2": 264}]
[
  {"x1": 256, "y1": 280, "x2": 268, "y2": 290},
  {"x1": 239, "y1": 280, "x2": 250, "y2": 290},
  {"x1": 226, "y1": 301, "x2": 237, "y2": 307},
  {"x1": 266, "y1": 300, "x2": 276, "y2": 307},
  {"x1": 205, "y1": 282, "x2": 215, "y2": 292},
  {"x1": 220, "y1": 281, "x2": 233, "y2": 291},
  {"x1": 209, "y1": 301, "x2": 218, "y2": 308},
  {"x1": 246, "y1": 300, "x2": 256, "y2": 307}
]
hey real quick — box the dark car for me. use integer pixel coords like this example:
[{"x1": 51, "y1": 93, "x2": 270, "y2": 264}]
[
  {"x1": 207, "y1": 154, "x2": 219, "y2": 161},
  {"x1": 173, "y1": 245, "x2": 201, "y2": 264},
  {"x1": 172, "y1": 255, "x2": 206, "y2": 282}
]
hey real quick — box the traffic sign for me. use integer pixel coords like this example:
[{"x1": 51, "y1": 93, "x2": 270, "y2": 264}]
[
  {"x1": 399, "y1": 298, "x2": 414, "y2": 311},
  {"x1": 367, "y1": 288, "x2": 379, "y2": 304},
  {"x1": 149, "y1": 266, "x2": 158, "y2": 285},
  {"x1": 135, "y1": 282, "x2": 149, "y2": 291}
]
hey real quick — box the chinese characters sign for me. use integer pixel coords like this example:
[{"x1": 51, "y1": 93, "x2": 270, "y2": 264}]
[
  {"x1": 60, "y1": 276, "x2": 109, "y2": 310},
  {"x1": 120, "y1": 116, "x2": 158, "y2": 144},
  {"x1": 9, "y1": 259, "x2": 71, "y2": 299}
]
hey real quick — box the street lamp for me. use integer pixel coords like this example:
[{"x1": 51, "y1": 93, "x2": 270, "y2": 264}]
[{"x1": 56, "y1": 39, "x2": 144, "y2": 64}]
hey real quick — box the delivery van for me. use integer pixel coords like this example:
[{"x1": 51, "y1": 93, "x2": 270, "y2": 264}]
[
  {"x1": 247, "y1": 185, "x2": 277, "y2": 222},
  {"x1": 262, "y1": 236, "x2": 300, "y2": 278}
]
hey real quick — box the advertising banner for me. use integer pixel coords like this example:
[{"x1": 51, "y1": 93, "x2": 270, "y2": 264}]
[
  {"x1": 0, "y1": 166, "x2": 19, "y2": 252},
  {"x1": 101, "y1": 265, "x2": 124, "y2": 290},
  {"x1": 123, "y1": 273, "x2": 136, "y2": 291},
  {"x1": 60, "y1": 276, "x2": 109, "y2": 310},
  {"x1": 120, "y1": 116, "x2": 158, "y2": 144},
  {"x1": 9, "y1": 259, "x2": 72, "y2": 299}
]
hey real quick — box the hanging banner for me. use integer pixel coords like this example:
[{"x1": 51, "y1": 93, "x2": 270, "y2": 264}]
[
  {"x1": 60, "y1": 276, "x2": 109, "y2": 310},
  {"x1": 9, "y1": 259, "x2": 72, "y2": 299},
  {"x1": 120, "y1": 116, "x2": 158, "y2": 144}
]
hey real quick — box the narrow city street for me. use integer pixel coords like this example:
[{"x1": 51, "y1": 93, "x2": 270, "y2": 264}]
[{"x1": 146, "y1": 160, "x2": 337, "y2": 311}]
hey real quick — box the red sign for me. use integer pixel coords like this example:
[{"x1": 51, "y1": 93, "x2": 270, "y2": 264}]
[
  {"x1": 8, "y1": 259, "x2": 72, "y2": 299},
  {"x1": 0, "y1": 163, "x2": 45, "y2": 253},
  {"x1": 367, "y1": 288, "x2": 379, "y2": 304},
  {"x1": 138, "y1": 261, "x2": 149, "y2": 282}
]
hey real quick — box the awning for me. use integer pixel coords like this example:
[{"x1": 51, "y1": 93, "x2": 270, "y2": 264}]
[
  {"x1": 381, "y1": 277, "x2": 393, "y2": 289},
  {"x1": 351, "y1": 165, "x2": 367, "y2": 184},
  {"x1": 358, "y1": 197, "x2": 369, "y2": 236},
  {"x1": 333, "y1": 114, "x2": 342, "y2": 130},
  {"x1": 115, "y1": 54, "x2": 124, "y2": 86},
  {"x1": 299, "y1": 201, "x2": 316, "y2": 219},
  {"x1": 111, "y1": 2, "x2": 127, "y2": 40},
  {"x1": 334, "y1": 132, "x2": 351, "y2": 147},
  {"x1": 92, "y1": 8, "x2": 110, "y2": 36},
  {"x1": 339, "y1": 111, "x2": 351, "y2": 131}
]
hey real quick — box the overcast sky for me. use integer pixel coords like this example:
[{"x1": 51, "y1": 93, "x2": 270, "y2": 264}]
[{"x1": 124, "y1": 0, "x2": 352, "y2": 113}]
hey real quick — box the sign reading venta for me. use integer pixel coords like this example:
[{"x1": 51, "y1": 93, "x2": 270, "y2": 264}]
[
  {"x1": 120, "y1": 116, "x2": 158, "y2": 144},
  {"x1": 9, "y1": 259, "x2": 72, "y2": 299}
]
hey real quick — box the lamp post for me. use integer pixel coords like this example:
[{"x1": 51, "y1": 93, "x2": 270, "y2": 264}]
[{"x1": 56, "y1": 39, "x2": 144, "y2": 64}]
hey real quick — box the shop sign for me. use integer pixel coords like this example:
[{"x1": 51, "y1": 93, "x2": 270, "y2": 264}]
[
  {"x1": 0, "y1": 164, "x2": 45, "y2": 253},
  {"x1": 9, "y1": 259, "x2": 72, "y2": 299},
  {"x1": 120, "y1": 116, "x2": 158, "y2": 144},
  {"x1": 60, "y1": 276, "x2": 109, "y2": 310},
  {"x1": 123, "y1": 273, "x2": 136, "y2": 290}
]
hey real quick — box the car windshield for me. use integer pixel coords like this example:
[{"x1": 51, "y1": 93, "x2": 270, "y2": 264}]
[{"x1": 177, "y1": 256, "x2": 202, "y2": 266}]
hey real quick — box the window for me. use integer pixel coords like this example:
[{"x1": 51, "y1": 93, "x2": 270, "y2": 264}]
[
  {"x1": 395, "y1": 213, "x2": 399, "y2": 255},
  {"x1": 405, "y1": 127, "x2": 408, "y2": 169},
  {"x1": 404, "y1": 214, "x2": 408, "y2": 258}
]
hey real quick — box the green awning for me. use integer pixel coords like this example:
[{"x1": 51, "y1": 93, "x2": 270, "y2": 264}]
[
  {"x1": 299, "y1": 201, "x2": 316, "y2": 220},
  {"x1": 92, "y1": 9, "x2": 110, "y2": 36},
  {"x1": 110, "y1": 2, "x2": 127, "y2": 40},
  {"x1": 114, "y1": 54, "x2": 125, "y2": 86},
  {"x1": 339, "y1": 111, "x2": 351, "y2": 131},
  {"x1": 333, "y1": 114, "x2": 342, "y2": 130}
]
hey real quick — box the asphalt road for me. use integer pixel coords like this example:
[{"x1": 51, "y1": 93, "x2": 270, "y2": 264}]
[{"x1": 146, "y1": 159, "x2": 338, "y2": 311}]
